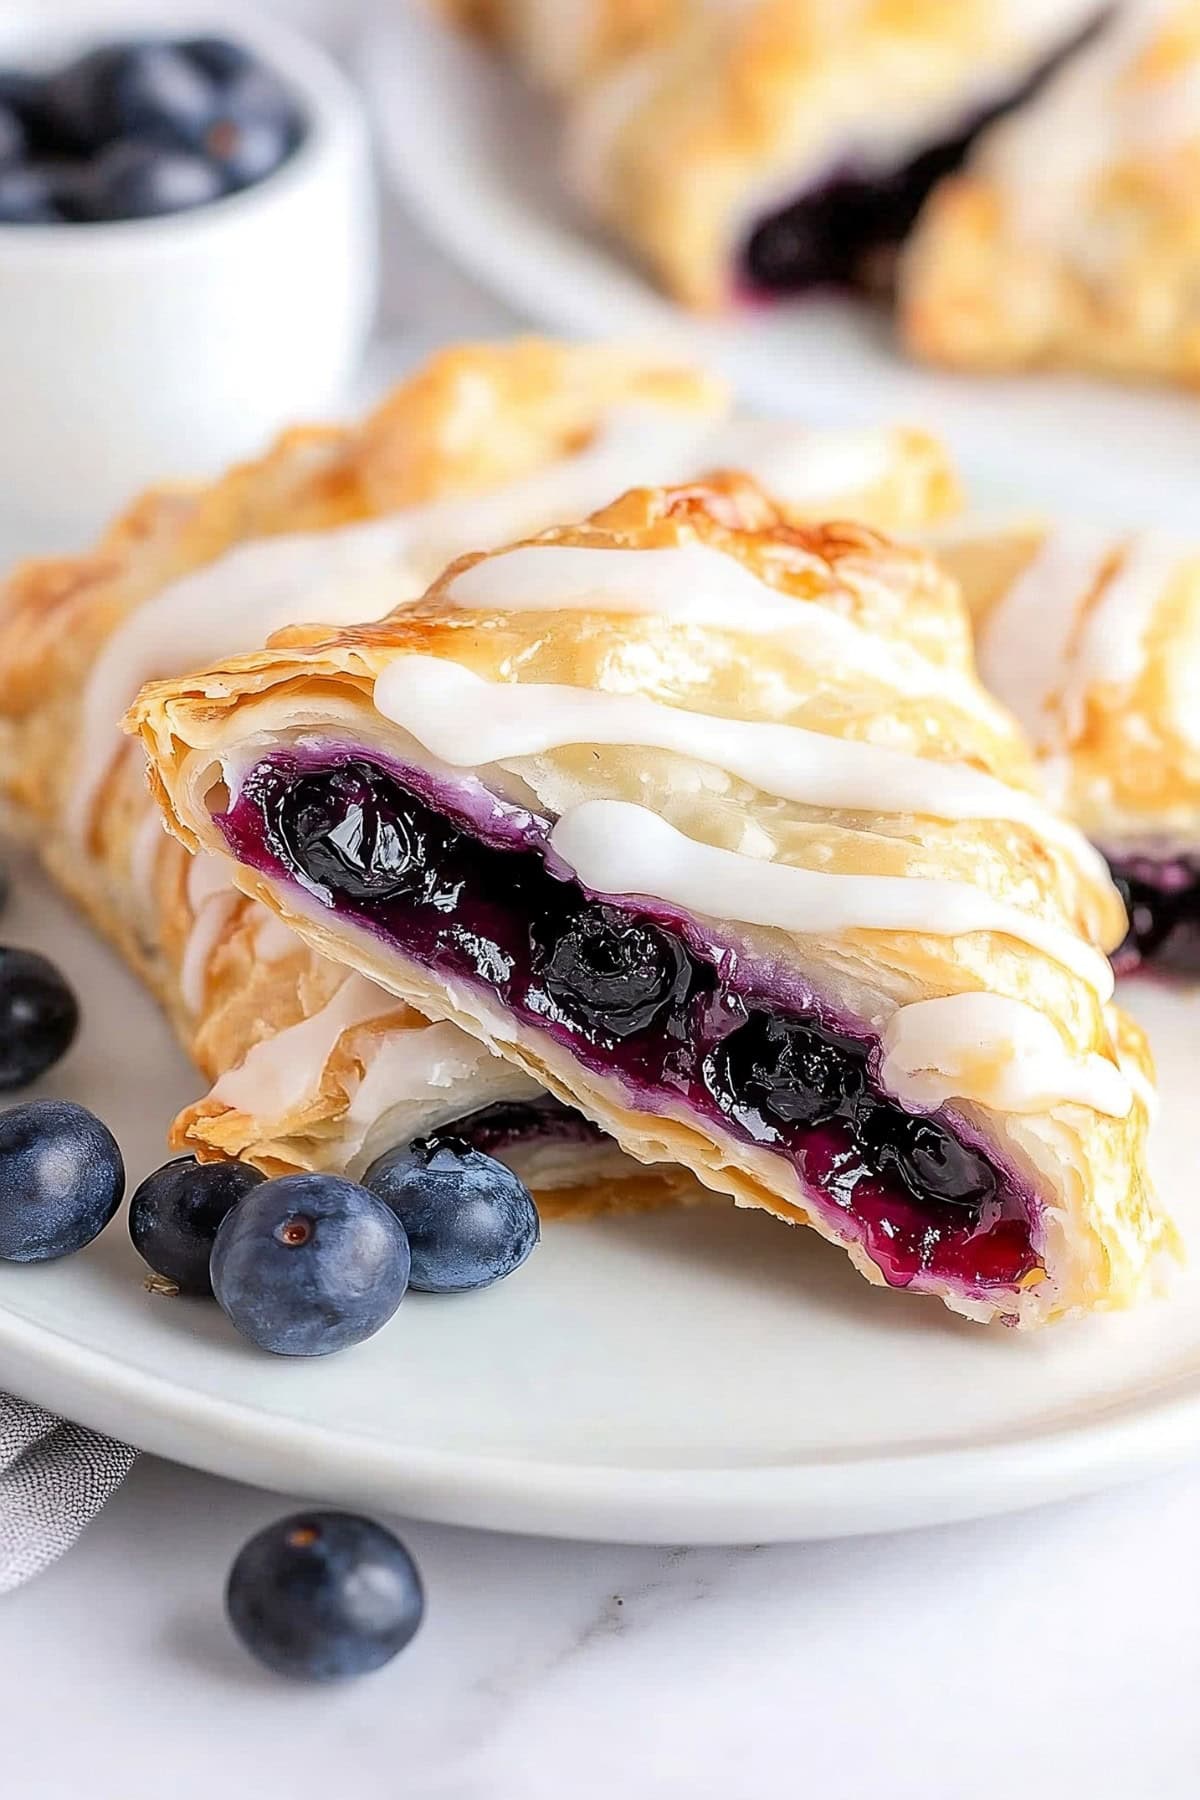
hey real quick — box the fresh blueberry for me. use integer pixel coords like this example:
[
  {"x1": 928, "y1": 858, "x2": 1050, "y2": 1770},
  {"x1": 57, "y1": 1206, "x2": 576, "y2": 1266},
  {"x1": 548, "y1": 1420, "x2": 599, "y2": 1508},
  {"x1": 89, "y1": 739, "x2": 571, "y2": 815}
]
[
  {"x1": 226, "y1": 1510, "x2": 424, "y2": 1681},
  {"x1": 364, "y1": 1137, "x2": 539, "y2": 1293},
  {"x1": 180, "y1": 36, "x2": 257, "y2": 85},
  {"x1": 537, "y1": 907, "x2": 689, "y2": 1040},
  {"x1": 0, "y1": 101, "x2": 26, "y2": 167},
  {"x1": 43, "y1": 40, "x2": 217, "y2": 153},
  {"x1": 0, "y1": 947, "x2": 79, "y2": 1088},
  {"x1": 129, "y1": 1155, "x2": 266, "y2": 1296},
  {"x1": 0, "y1": 1100, "x2": 124, "y2": 1262},
  {"x1": 201, "y1": 112, "x2": 294, "y2": 192},
  {"x1": 0, "y1": 164, "x2": 63, "y2": 224},
  {"x1": 77, "y1": 139, "x2": 224, "y2": 220},
  {"x1": 210, "y1": 1173, "x2": 410, "y2": 1356}
]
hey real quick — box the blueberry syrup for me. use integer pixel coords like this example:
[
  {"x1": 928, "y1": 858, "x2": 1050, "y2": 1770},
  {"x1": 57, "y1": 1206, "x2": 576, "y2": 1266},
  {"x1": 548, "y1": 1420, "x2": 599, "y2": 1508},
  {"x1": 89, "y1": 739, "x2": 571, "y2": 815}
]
[
  {"x1": 740, "y1": 10, "x2": 1110, "y2": 297},
  {"x1": 1108, "y1": 852, "x2": 1200, "y2": 978},
  {"x1": 221, "y1": 750, "x2": 1042, "y2": 1299}
]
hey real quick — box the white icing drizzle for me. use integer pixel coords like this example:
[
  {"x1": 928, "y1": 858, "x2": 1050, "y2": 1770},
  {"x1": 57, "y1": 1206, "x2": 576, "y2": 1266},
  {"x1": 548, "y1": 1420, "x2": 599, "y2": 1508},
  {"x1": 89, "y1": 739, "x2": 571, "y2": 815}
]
[
  {"x1": 252, "y1": 908, "x2": 301, "y2": 964},
  {"x1": 445, "y1": 542, "x2": 1011, "y2": 729},
  {"x1": 209, "y1": 975, "x2": 403, "y2": 1118},
  {"x1": 372, "y1": 653, "x2": 1108, "y2": 883},
  {"x1": 879, "y1": 993, "x2": 1132, "y2": 1117},
  {"x1": 209, "y1": 976, "x2": 538, "y2": 1154},
  {"x1": 549, "y1": 800, "x2": 1115, "y2": 998},
  {"x1": 180, "y1": 855, "x2": 239, "y2": 1015},
  {"x1": 74, "y1": 406, "x2": 917, "y2": 842},
  {"x1": 979, "y1": 525, "x2": 1180, "y2": 753}
]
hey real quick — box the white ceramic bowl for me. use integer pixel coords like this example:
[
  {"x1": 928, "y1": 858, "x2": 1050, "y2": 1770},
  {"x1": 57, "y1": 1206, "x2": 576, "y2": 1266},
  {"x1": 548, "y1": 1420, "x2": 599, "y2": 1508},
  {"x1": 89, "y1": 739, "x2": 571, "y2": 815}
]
[{"x1": 0, "y1": 2, "x2": 378, "y2": 529}]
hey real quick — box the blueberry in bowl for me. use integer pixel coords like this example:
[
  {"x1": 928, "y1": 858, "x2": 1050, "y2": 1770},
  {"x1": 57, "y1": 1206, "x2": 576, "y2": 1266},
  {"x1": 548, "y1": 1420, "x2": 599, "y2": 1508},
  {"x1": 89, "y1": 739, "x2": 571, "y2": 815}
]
[{"x1": 0, "y1": 33, "x2": 308, "y2": 225}]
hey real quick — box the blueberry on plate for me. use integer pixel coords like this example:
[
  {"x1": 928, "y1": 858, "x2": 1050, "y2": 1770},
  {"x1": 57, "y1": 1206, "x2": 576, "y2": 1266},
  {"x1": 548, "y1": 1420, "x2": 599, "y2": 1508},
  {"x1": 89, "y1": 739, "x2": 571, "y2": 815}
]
[
  {"x1": 226, "y1": 1510, "x2": 424, "y2": 1681},
  {"x1": 77, "y1": 139, "x2": 224, "y2": 221},
  {"x1": 0, "y1": 947, "x2": 80, "y2": 1089},
  {"x1": 43, "y1": 40, "x2": 217, "y2": 153},
  {"x1": 129, "y1": 1155, "x2": 266, "y2": 1296},
  {"x1": 210, "y1": 1173, "x2": 410, "y2": 1356},
  {"x1": 364, "y1": 1138, "x2": 540, "y2": 1293},
  {"x1": 0, "y1": 1099, "x2": 124, "y2": 1262}
]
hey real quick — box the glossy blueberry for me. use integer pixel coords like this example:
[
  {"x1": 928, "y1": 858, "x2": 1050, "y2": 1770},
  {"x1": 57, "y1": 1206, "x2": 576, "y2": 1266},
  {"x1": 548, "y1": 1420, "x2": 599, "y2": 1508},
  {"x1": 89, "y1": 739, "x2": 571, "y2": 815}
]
[
  {"x1": 226, "y1": 1510, "x2": 424, "y2": 1681},
  {"x1": 210, "y1": 1173, "x2": 410, "y2": 1356},
  {"x1": 43, "y1": 40, "x2": 216, "y2": 153},
  {"x1": 364, "y1": 1138, "x2": 539, "y2": 1293},
  {"x1": 0, "y1": 1100, "x2": 124, "y2": 1262},
  {"x1": 77, "y1": 139, "x2": 224, "y2": 221},
  {"x1": 129, "y1": 1155, "x2": 266, "y2": 1296},
  {"x1": 276, "y1": 763, "x2": 432, "y2": 902},
  {"x1": 538, "y1": 907, "x2": 689, "y2": 1040},
  {"x1": 707, "y1": 1013, "x2": 862, "y2": 1129},
  {"x1": 0, "y1": 947, "x2": 79, "y2": 1089},
  {"x1": 856, "y1": 1100, "x2": 996, "y2": 1209}
]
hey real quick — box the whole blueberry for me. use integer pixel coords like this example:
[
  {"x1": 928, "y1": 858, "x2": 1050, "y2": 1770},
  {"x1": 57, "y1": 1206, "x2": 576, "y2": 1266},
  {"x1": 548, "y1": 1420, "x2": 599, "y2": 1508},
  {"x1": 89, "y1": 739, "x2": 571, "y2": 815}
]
[
  {"x1": 0, "y1": 164, "x2": 62, "y2": 224},
  {"x1": 180, "y1": 37, "x2": 257, "y2": 85},
  {"x1": 364, "y1": 1138, "x2": 539, "y2": 1293},
  {"x1": 202, "y1": 112, "x2": 294, "y2": 192},
  {"x1": 0, "y1": 1100, "x2": 124, "y2": 1262},
  {"x1": 210, "y1": 1173, "x2": 410, "y2": 1356},
  {"x1": 44, "y1": 40, "x2": 217, "y2": 153},
  {"x1": 226, "y1": 1510, "x2": 424, "y2": 1681},
  {"x1": 78, "y1": 139, "x2": 224, "y2": 221},
  {"x1": 0, "y1": 101, "x2": 26, "y2": 167},
  {"x1": 129, "y1": 1155, "x2": 266, "y2": 1296},
  {"x1": 0, "y1": 947, "x2": 79, "y2": 1088}
]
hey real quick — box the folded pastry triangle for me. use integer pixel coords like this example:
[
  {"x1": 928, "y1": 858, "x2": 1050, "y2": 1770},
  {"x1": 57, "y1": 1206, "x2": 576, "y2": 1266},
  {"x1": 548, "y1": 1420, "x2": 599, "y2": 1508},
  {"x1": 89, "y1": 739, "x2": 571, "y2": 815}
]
[
  {"x1": 939, "y1": 515, "x2": 1200, "y2": 976},
  {"x1": 901, "y1": 1, "x2": 1200, "y2": 382},
  {"x1": 131, "y1": 476, "x2": 1169, "y2": 1325},
  {"x1": 0, "y1": 337, "x2": 955, "y2": 1200}
]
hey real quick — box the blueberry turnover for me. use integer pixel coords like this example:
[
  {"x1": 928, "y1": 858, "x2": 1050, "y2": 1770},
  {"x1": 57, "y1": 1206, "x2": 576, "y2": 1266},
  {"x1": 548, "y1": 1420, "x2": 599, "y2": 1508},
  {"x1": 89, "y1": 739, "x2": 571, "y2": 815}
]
[
  {"x1": 130, "y1": 478, "x2": 1170, "y2": 1326},
  {"x1": 940, "y1": 518, "x2": 1200, "y2": 978},
  {"x1": 444, "y1": 0, "x2": 1112, "y2": 310},
  {"x1": 0, "y1": 339, "x2": 954, "y2": 1205},
  {"x1": 902, "y1": 4, "x2": 1200, "y2": 385}
]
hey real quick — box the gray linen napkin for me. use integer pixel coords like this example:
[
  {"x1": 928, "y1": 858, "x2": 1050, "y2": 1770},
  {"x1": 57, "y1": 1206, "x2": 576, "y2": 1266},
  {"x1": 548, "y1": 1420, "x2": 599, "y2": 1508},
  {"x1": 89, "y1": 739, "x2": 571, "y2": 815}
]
[{"x1": 0, "y1": 1394, "x2": 135, "y2": 1592}]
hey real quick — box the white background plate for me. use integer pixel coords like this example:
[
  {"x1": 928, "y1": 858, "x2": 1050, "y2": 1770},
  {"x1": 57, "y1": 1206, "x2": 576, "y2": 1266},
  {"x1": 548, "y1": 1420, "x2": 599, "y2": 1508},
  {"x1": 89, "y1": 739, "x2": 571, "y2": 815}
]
[{"x1": 1, "y1": 6, "x2": 1199, "y2": 1545}]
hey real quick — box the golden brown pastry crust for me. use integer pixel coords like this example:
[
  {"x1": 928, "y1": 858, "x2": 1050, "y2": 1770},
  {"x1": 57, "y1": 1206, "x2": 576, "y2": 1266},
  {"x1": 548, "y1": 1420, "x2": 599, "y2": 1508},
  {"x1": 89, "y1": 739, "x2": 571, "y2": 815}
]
[
  {"x1": 0, "y1": 337, "x2": 954, "y2": 1196},
  {"x1": 940, "y1": 518, "x2": 1200, "y2": 850},
  {"x1": 131, "y1": 477, "x2": 1167, "y2": 1325},
  {"x1": 555, "y1": 0, "x2": 1102, "y2": 309},
  {"x1": 901, "y1": 3, "x2": 1200, "y2": 384}
]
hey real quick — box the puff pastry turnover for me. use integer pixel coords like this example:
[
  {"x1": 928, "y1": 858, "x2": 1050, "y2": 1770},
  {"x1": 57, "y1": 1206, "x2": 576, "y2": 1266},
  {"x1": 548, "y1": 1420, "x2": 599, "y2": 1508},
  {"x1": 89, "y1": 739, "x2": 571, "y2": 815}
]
[
  {"x1": 132, "y1": 477, "x2": 1169, "y2": 1326},
  {"x1": 449, "y1": 0, "x2": 1109, "y2": 310},
  {"x1": 941, "y1": 515, "x2": 1200, "y2": 977},
  {"x1": 901, "y1": 2, "x2": 1200, "y2": 383},
  {"x1": 0, "y1": 337, "x2": 955, "y2": 1198}
]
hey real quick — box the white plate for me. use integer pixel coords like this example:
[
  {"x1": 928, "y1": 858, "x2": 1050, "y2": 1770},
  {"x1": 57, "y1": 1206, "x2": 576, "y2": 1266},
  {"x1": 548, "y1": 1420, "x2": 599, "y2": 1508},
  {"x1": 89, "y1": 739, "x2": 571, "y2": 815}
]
[
  {"x1": 365, "y1": 6, "x2": 1200, "y2": 524},
  {"x1": 0, "y1": 847, "x2": 1199, "y2": 1546}
]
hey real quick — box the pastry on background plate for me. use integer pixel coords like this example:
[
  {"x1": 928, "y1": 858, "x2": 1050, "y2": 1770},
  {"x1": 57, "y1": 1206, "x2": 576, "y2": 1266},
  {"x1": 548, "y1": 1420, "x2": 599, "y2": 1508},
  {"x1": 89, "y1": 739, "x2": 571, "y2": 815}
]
[
  {"x1": 941, "y1": 517, "x2": 1200, "y2": 977},
  {"x1": 131, "y1": 475, "x2": 1168, "y2": 1327},
  {"x1": 901, "y1": 2, "x2": 1200, "y2": 384},
  {"x1": 0, "y1": 336, "x2": 956, "y2": 1197},
  {"x1": 441, "y1": 0, "x2": 1109, "y2": 311}
]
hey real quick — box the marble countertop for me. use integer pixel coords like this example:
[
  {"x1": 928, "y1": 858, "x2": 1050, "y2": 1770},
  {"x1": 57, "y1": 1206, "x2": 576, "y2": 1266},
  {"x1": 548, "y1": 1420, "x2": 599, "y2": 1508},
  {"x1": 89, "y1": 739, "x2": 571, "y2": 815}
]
[{"x1": 2, "y1": 5, "x2": 1197, "y2": 1794}]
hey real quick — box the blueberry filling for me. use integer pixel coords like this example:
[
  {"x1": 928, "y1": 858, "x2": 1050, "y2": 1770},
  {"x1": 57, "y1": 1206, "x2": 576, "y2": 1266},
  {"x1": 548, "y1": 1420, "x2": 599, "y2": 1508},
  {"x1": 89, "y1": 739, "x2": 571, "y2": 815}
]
[
  {"x1": 221, "y1": 751, "x2": 1040, "y2": 1296},
  {"x1": 437, "y1": 1096, "x2": 606, "y2": 1161},
  {"x1": 1108, "y1": 852, "x2": 1200, "y2": 977},
  {"x1": 740, "y1": 11, "x2": 1109, "y2": 297}
]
